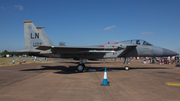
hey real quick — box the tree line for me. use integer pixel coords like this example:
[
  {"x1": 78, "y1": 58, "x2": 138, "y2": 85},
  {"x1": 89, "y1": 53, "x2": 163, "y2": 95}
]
[{"x1": 0, "y1": 50, "x2": 29, "y2": 57}]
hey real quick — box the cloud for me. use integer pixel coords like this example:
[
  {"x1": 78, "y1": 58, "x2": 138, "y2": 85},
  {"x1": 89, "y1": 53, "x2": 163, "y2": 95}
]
[
  {"x1": 141, "y1": 32, "x2": 153, "y2": 34},
  {"x1": 14, "y1": 5, "x2": 23, "y2": 10},
  {"x1": 112, "y1": 25, "x2": 115, "y2": 27},
  {"x1": 104, "y1": 26, "x2": 111, "y2": 30},
  {"x1": 104, "y1": 25, "x2": 115, "y2": 30},
  {"x1": 1, "y1": 7, "x2": 4, "y2": 9}
]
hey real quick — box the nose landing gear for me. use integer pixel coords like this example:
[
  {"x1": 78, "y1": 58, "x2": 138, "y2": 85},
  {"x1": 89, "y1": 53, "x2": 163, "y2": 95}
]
[
  {"x1": 125, "y1": 66, "x2": 129, "y2": 71},
  {"x1": 124, "y1": 57, "x2": 130, "y2": 71}
]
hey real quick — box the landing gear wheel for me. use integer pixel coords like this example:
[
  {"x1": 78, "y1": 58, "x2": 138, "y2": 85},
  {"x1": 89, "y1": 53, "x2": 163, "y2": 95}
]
[
  {"x1": 82, "y1": 64, "x2": 85, "y2": 68},
  {"x1": 77, "y1": 64, "x2": 85, "y2": 72},
  {"x1": 125, "y1": 66, "x2": 129, "y2": 71}
]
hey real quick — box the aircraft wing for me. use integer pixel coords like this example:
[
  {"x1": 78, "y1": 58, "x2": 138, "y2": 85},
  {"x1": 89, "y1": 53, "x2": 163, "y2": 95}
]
[{"x1": 36, "y1": 45, "x2": 125, "y2": 53}]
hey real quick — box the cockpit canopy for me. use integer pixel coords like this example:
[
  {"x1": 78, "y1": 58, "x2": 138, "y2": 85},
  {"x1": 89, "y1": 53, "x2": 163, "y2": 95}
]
[{"x1": 121, "y1": 39, "x2": 153, "y2": 46}]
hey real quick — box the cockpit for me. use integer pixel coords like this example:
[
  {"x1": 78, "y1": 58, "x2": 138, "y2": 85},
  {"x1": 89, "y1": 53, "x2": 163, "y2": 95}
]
[{"x1": 121, "y1": 39, "x2": 153, "y2": 46}]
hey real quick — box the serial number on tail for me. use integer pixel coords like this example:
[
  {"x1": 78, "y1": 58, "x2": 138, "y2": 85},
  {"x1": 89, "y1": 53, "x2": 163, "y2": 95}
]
[{"x1": 33, "y1": 42, "x2": 42, "y2": 47}]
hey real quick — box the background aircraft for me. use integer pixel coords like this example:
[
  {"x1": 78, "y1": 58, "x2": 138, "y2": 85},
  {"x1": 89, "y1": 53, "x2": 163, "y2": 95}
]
[{"x1": 10, "y1": 21, "x2": 178, "y2": 71}]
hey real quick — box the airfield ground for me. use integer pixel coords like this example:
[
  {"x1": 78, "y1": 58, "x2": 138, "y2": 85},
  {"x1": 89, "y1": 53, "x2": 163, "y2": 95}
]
[{"x1": 0, "y1": 59, "x2": 180, "y2": 101}]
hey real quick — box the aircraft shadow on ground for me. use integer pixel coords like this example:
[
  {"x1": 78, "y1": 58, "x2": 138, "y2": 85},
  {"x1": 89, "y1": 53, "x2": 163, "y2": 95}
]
[
  {"x1": 61, "y1": 62, "x2": 115, "y2": 64},
  {"x1": 20, "y1": 65, "x2": 170, "y2": 74}
]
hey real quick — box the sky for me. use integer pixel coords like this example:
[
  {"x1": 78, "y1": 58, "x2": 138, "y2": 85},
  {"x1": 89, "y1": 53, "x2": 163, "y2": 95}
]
[{"x1": 0, "y1": 0, "x2": 180, "y2": 53}]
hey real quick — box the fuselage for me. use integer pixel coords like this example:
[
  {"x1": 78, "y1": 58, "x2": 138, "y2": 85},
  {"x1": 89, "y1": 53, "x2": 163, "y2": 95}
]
[{"x1": 48, "y1": 40, "x2": 178, "y2": 59}]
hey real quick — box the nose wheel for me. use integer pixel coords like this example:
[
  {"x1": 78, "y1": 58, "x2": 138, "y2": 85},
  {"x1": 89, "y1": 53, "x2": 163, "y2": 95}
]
[
  {"x1": 125, "y1": 66, "x2": 129, "y2": 71},
  {"x1": 124, "y1": 57, "x2": 130, "y2": 71}
]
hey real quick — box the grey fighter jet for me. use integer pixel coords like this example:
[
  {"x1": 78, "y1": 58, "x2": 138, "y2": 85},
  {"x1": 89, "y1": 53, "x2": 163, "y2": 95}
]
[{"x1": 10, "y1": 21, "x2": 178, "y2": 71}]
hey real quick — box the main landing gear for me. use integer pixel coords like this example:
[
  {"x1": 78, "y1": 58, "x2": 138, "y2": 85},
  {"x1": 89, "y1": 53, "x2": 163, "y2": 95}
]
[
  {"x1": 76, "y1": 59, "x2": 87, "y2": 72},
  {"x1": 77, "y1": 64, "x2": 85, "y2": 72}
]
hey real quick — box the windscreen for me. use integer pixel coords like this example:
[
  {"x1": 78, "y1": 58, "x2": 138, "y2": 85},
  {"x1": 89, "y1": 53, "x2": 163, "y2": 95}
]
[{"x1": 121, "y1": 39, "x2": 153, "y2": 46}]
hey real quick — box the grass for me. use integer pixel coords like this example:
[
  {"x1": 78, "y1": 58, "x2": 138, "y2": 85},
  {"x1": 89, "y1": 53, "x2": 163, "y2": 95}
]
[{"x1": 0, "y1": 58, "x2": 55, "y2": 67}]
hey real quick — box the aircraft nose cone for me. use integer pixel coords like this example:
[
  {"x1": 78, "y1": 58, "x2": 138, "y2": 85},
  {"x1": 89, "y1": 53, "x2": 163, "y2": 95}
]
[{"x1": 163, "y1": 48, "x2": 178, "y2": 56}]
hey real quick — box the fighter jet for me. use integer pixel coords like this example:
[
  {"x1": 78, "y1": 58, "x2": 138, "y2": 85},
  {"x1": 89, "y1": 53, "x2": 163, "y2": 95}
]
[{"x1": 10, "y1": 21, "x2": 178, "y2": 71}]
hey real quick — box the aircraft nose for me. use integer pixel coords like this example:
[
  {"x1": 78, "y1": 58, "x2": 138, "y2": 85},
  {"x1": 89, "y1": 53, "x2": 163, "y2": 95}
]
[{"x1": 163, "y1": 48, "x2": 178, "y2": 56}]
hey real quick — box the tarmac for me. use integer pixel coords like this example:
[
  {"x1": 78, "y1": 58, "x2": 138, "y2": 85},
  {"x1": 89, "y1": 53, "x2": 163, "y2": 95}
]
[{"x1": 0, "y1": 60, "x2": 180, "y2": 101}]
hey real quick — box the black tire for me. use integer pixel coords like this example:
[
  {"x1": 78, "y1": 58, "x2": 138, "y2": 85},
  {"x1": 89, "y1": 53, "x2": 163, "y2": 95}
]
[
  {"x1": 77, "y1": 64, "x2": 84, "y2": 72},
  {"x1": 82, "y1": 64, "x2": 85, "y2": 68}
]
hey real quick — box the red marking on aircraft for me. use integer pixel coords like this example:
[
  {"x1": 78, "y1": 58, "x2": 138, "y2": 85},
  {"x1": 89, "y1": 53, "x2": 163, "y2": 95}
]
[{"x1": 112, "y1": 46, "x2": 114, "y2": 51}]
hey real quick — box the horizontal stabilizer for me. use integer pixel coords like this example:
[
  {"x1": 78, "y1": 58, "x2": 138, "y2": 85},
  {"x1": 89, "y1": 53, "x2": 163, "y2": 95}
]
[{"x1": 7, "y1": 50, "x2": 40, "y2": 54}]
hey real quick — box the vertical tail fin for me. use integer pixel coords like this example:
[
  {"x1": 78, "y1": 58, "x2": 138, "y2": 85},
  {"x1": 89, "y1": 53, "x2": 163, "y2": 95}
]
[{"x1": 24, "y1": 21, "x2": 54, "y2": 50}]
